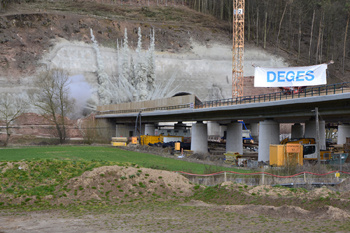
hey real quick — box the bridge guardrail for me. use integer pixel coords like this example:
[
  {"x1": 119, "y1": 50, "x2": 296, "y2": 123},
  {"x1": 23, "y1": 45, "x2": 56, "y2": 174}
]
[
  {"x1": 96, "y1": 82, "x2": 350, "y2": 115},
  {"x1": 197, "y1": 82, "x2": 350, "y2": 108}
]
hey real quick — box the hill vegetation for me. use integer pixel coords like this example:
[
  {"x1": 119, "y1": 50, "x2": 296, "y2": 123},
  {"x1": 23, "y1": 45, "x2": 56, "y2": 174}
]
[{"x1": 188, "y1": 0, "x2": 350, "y2": 82}]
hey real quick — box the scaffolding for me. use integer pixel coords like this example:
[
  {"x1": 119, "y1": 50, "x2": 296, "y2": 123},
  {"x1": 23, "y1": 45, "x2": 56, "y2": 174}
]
[{"x1": 232, "y1": 0, "x2": 245, "y2": 98}]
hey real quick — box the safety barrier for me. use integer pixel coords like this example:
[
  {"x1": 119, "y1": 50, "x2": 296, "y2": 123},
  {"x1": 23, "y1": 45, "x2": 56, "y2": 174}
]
[
  {"x1": 176, "y1": 170, "x2": 350, "y2": 186},
  {"x1": 197, "y1": 82, "x2": 350, "y2": 108},
  {"x1": 176, "y1": 170, "x2": 350, "y2": 178}
]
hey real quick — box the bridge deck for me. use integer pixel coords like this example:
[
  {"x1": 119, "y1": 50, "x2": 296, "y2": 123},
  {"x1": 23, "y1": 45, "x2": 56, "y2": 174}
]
[{"x1": 96, "y1": 83, "x2": 350, "y2": 116}]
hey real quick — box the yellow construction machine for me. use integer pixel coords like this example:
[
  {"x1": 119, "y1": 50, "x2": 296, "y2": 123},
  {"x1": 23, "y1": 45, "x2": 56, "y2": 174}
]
[{"x1": 270, "y1": 138, "x2": 331, "y2": 166}]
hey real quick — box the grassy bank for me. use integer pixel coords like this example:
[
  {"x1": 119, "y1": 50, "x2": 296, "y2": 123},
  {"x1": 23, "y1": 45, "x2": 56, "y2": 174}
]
[{"x1": 0, "y1": 145, "x2": 246, "y2": 174}]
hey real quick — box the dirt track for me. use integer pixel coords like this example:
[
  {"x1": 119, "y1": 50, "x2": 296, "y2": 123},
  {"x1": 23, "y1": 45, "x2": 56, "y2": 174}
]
[{"x1": 1, "y1": 200, "x2": 350, "y2": 233}]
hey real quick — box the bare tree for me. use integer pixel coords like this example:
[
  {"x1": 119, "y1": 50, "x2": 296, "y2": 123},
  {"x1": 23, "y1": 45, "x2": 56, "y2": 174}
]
[
  {"x1": 343, "y1": 12, "x2": 350, "y2": 74},
  {"x1": 275, "y1": 1, "x2": 288, "y2": 54},
  {"x1": 30, "y1": 69, "x2": 76, "y2": 144},
  {"x1": 0, "y1": 93, "x2": 27, "y2": 147},
  {"x1": 309, "y1": 8, "x2": 315, "y2": 64}
]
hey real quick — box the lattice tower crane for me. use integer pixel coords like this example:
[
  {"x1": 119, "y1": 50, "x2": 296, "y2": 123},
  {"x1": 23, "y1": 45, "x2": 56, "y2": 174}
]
[{"x1": 232, "y1": 0, "x2": 245, "y2": 98}]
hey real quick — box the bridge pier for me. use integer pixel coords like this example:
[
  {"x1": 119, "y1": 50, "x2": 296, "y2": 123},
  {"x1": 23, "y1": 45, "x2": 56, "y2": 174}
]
[
  {"x1": 207, "y1": 121, "x2": 221, "y2": 136},
  {"x1": 337, "y1": 124, "x2": 350, "y2": 145},
  {"x1": 258, "y1": 120, "x2": 280, "y2": 162},
  {"x1": 305, "y1": 120, "x2": 326, "y2": 150},
  {"x1": 191, "y1": 121, "x2": 208, "y2": 154},
  {"x1": 220, "y1": 125, "x2": 227, "y2": 138},
  {"x1": 291, "y1": 123, "x2": 304, "y2": 138},
  {"x1": 226, "y1": 122, "x2": 243, "y2": 154},
  {"x1": 145, "y1": 124, "x2": 156, "y2": 135},
  {"x1": 246, "y1": 123, "x2": 259, "y2": 142}
]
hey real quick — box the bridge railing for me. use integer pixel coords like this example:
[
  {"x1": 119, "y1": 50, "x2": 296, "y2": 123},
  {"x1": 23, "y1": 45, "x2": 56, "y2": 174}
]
[
  {"x1": 96, "y1": 82, "x2": 350, "y2": 115},
  {"x1": 97, "y1": 103, "x2": 190, "y2": 115},
  {"x1": 196, "y1": 82, "x2": 350, "y2": 109}
]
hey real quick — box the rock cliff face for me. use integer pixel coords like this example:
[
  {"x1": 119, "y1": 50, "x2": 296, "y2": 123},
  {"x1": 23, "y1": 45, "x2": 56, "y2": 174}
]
[{"x1": 0, "y1": 3, "x2": 288, "y2": 103}]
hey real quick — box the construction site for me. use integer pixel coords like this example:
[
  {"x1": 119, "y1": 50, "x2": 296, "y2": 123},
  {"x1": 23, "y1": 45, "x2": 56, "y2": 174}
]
[{"x1": 2, "y1": 0, "x2": 350, "y2": 232}]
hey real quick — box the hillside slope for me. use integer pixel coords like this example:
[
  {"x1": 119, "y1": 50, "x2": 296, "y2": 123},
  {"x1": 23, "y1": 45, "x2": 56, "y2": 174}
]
[{"x1": 0, "y1": 1, "x2": 230, "y2": 78}]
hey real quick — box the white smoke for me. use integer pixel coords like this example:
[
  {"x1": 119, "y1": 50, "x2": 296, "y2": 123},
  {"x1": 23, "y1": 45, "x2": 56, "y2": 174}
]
[{"x1": 67, "y1": 74, "x2": 92, "y2": 119}]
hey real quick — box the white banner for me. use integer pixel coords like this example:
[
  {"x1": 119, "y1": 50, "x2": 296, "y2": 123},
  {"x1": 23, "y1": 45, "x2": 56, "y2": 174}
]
[{"x1": 254, "y1": 64, "x2": 327, "y2": 87}]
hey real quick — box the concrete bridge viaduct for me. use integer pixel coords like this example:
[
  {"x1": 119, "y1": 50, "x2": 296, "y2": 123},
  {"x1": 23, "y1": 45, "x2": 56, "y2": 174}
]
[{"x1": 96, "y1": 83, "x2": 350, "y2": 161}]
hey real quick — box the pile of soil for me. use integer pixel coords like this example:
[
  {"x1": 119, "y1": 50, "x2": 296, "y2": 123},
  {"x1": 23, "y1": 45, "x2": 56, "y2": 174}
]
[
  {"x1": 54, "y1": 165, "x2": 195, "y2": 205},
  {"x1": 308, "y1": 186, "x2": 335, "y2": 198},
  {"x1": 0, "y1": 161, "x2": 29, "y2": 173},
  {"x1": 221, "y1": 181, "x2": 338, "y2": 199}
]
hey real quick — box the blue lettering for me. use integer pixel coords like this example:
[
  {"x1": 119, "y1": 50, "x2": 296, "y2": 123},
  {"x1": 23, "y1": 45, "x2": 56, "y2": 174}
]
[
  {"x1": 305, "y1": 70, "x2": 314, "y2": 81},
  {"x1": 286, "y1": 71, "x2": 295, "y2": 82},
  {"x1": 296, "y1": 71, "x2": 305, "y2": 81},
  {"x1": 278, "y1": 71, "x2": 285, "y2": 82},
  {"x1": 267, "y1": 71, "x2": 276, "y2": 82}
]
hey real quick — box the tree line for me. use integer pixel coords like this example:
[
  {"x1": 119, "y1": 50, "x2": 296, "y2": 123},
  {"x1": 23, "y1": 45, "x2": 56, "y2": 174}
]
[{"x1": 187, "y1": 0, "x2": 350, "y2": 80}]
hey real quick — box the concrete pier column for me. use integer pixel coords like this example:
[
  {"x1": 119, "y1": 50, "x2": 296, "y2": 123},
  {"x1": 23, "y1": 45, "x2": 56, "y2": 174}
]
[
  {"x1": 145, "y1": 124, "x2": 156, "y2": 135},
  {"x1": 246, "y1": 123, "x2": 259, "y2": 142},
  {"x1": 305, "y1": 120, "x2": 326, "y2": 150},
  {"x1": 337, "y1": 124, "x2": 350, "y2": 145},
  {"x1": 258, "y1": 120, "x2": 280, "y2": 162},
  {"x1": 191, "y1": 121, "x2": 208, "y2": 154},
  {"x1": 291, "y1": 123, "x2": 304, "y2": 138},
  {"x1": 226, "y1": 122, "x2": 243, "y2": 154},
  {"x1": 219, "y1": 125, "x2": 227, "y2": 138},
  {"x1": 207, "y1": 121, "x2": 220, "y2": 136}
]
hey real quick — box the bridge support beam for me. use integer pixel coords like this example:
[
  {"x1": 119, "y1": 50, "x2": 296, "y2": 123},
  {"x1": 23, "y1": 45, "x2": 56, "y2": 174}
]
[
  {"x1": 145, "y1": 124, "x2": 156, "y2": 136},
  {"x1": 175, "y1": 121, "x2": 187, "y2": 130},
  {"x1": 291, "y1": 123, "x2": 304, "y2": 138},
  {"x1": 226, "y1": 122, "x2": 243, "y2": 154},
  {"x1": 305, "y1": 120, "x2": 326, "y2": 150},
  {"x1": 191, "y1": 121, "x2": 208, "y2": 154},
  {"x1": 337, "y1": 124, "x2": 350, "y2": 145},
  {"x1": 258, "y1": 120, "x2": 280, "y2": 162}
]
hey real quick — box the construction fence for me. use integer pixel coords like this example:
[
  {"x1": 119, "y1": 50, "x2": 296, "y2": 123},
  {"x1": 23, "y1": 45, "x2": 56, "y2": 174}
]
[{"x1": 176, "y1": 170, "x2": 350, "y2": 187}]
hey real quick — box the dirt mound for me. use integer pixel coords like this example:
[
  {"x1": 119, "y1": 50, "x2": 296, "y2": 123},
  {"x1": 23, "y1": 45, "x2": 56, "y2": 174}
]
[
  {"x1": 307, "y1": 186, "x2": 335, "y2": 198},
  {"x1": 55, "y1": 165, "x2": 194, "y2": 205},
  {"x1": 221, "y1": 182, "x2": 339, "y2": 200},
  {"x1": 222, "y1": 204, "x2": 350, "y2": 220},
  {"x1": 335, "y1": 177, "x2": 350, "y2": 192},
  {"x1": 315, "y1": 206, "x2": 350, "y2": 220},
  {"x1": 247, "y1": 185, "x2": 292, "y2": 197},
  {"x1": 0, "y1": 161, "x2": 29, "y2": 173}
]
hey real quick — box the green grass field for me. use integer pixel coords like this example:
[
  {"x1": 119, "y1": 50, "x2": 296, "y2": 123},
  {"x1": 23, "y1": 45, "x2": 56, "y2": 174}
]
[{"x1": 0, "y1": 145, "x2": 247, "y2": 174}]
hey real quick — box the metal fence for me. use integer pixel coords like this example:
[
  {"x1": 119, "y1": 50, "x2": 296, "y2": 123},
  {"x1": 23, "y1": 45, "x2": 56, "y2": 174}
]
[
  {"x1": 197, "y1": 82, "x2": 350, "y2": 108},
  {"x1": 177, "y1": 170, "x2": 350, "y2": 187}
]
